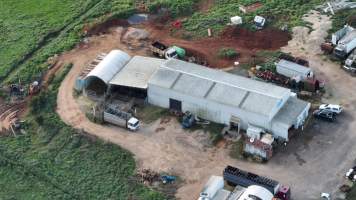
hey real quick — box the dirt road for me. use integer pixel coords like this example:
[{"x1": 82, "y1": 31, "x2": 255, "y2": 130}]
[{"x1": 57, "y1": 11, "x2": 356, "y2": 200}]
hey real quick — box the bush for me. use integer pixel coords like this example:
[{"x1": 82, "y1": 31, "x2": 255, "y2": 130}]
[
  {"x1": 218, "y1": 48, "x2": 239, "y2": 59},
  {"x1": 149, "y1": 0, "x2": 199, "y2": 17}
]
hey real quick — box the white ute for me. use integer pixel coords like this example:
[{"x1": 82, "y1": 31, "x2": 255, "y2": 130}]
[{"x1": 319, "y1": 104, "x2": 343, "y2": 114}]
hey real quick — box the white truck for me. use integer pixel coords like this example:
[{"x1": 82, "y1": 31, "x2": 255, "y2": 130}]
[
  {"x1": 103, "y1": 107, "x2": 140, "y2": 131},
  {"x1": 254, "y1": 16, "x2": 266, "y2": 30},
  {"x1": 198, "y1": 176, "x2": 224, "y2": 200},
  {"x1": 343, "y1": 48, "x2": 356, "y2": 74},
  {"x1": 332, "y1": 25, "x2": 356, "y2": 58}
]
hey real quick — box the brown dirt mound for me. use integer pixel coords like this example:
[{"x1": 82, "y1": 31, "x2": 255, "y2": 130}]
[
  {"x1": 220, "y1": 27, "x2": 291, "y2": 50},
  {"x1": 84, "y1": 19, "x2": 129, "y2": 36}
]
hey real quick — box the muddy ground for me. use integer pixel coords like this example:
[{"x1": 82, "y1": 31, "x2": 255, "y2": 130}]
[
  {"x1": 84, "y1": 15, "x2": 290, "y2": 68},
  {"x1": 54, "y1": 10, "x2": 356, "y2": 200}
]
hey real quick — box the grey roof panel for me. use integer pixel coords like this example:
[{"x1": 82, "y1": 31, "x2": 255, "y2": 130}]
[
  {"x1": 206, "y1": 83, "x2": 248, "y2": 107},
  {"x1": 339, "y1": 30, "x2": 356, "y2": 44},
  {"x1": 241, "y1": 92, "x2": 281, "y2": 116},
  {"x1": 172, "y1": 73, "x2": 214, "y2": 98},
  {"x1": 149, "y1": 67, "x2": 180, "y2": 89},
  {"x1": 109, "y1": 56, "x2": 164, "y2": 89},
  {"x1": 272, "y1": 97, "x2": 310, "y2": 126},
  {"x1": 277, "y1": 59, "x2": 311, "y2": 74},
  {"x1": 160, "y1": 59, "x2": 290, "y2": 99}
]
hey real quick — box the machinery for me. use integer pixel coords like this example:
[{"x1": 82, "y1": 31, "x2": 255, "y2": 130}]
[
  {"x1": 343, "y1": 48, "x2": 356, "y2": 74},
  {"x1": 254, "y1": 16, "x2": 266, "y2": 30},
  {"x1": 29, "y1": 81, "x2": 40, "y2": 95},
  {"x1": 150, "y1": 41, "x2": 186, "y2": 59},
  {"x1": 332, "y1": 25, "x2": 356, "y2": 58},
  {"x1": 103, "y1": 107, "x2": 140, "y2": 131},
  {"x1": 182, "y1": 111, "x2": 195, "y2": 128},
  {"x1": 223, "y1": 166, "x2": 291, "y2": 200}
]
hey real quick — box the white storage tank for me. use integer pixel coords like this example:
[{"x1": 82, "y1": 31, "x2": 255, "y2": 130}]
[{"x1": 198, "y1": 176, "x2": 224, "y2": 200}]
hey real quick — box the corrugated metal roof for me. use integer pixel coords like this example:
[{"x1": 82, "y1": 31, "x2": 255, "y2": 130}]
[
  {"x1": 272, "y1": 97, "x2": 310, "y2": 126},
  {"x1": 172, "y1": 73, "x2": 214, "y2": 97},
  {"x1": 109, "y1": 56, "x2": 164, "y2": 89},
  {"x1": 149, "y1": 59, "x2": 291, "y2": 116},
  {"x1": 241, "y1": 93, "x2": 281, "y2": 116},
  {"x1": 277, "y1": 59, "x2": 312, "y2": 74},
  {"x1": 339, "y1": 29, "x2": 356, "y2": 44},
  {"x1": 86, "y1": 50, "x2": 131, "y2": 84},
  {"x1": 206, "y1": 83, "x2": 248, "y2": 107}
]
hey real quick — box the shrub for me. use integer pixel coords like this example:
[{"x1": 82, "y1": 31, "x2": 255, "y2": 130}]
[{"x1": 218, "y1": 48, "x2": 239, "y2": 59}]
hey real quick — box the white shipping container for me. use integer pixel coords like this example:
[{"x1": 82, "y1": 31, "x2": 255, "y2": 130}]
[{"x1": 276, "y1": 59, "x2": 313, "y2": 80}]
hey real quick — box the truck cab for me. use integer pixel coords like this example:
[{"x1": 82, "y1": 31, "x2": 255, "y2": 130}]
[
  {"x1": 254, "y1": 16, "x2": 266, "y2": 30},
  {"x1": 334, "y1": 46, "x2": 347, "y2": 59},
  {"x1": 165, "y1": 48, "x2": 178, "y2": 59},
  {"x1": 343, "y1": 49, "x2": 356, "y2": 74},
  {"x1": 127, "y1": 117, "x2": 140, "y2": 131}
]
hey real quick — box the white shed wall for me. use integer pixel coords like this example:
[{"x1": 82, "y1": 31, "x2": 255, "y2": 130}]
[
  {"x1": 271, "y1": 121, "x2": 290, "y2": 140},
  {"x1": 148, "y1": 84, "x2": 271, "y2": 131},
  {"x1": 269, "y1": 92, "x2": 290, "y2": 120}
]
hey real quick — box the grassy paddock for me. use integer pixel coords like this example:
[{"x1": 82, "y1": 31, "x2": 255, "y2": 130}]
[
  {"x1": 184, "y1": 0, "x2": 324, "y2": 37},
  {"x1": 0, "y1": 65, "x2": 165, "y2": 200}
]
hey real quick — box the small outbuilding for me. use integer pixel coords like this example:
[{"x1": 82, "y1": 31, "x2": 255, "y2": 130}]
[{"x1": 276, "y1": 59, "x2": 313, "y2": 80}]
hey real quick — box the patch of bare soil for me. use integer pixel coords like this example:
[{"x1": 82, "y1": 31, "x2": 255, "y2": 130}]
[
  {"x1": 0, "y1": 101, "x2": 25, "y2": 134},
  {"x1": 146, "y1": 23, "x2": 290, "y2": 68},
  {"x1": 83, "y1": 18, "x2": 129, "y2": 36}
]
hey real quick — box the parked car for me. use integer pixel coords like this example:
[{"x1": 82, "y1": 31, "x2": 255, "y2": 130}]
[
  {"x1": 346, "y1": 166, "x2": 356, "y2": 181},
  {"x1": 319, "y1": 104, "x2": 343, "y2": 114},
  {"x1": 313, "y1": 109, "x2": 336, "y2": 122},
  {"x1": 321, "y1": 192, "x2": 331, "y2": 200}
]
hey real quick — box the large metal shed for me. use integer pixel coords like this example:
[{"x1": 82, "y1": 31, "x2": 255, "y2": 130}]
[{"x1": 148, "y1": 59, "x2": 309, "y2": 140}]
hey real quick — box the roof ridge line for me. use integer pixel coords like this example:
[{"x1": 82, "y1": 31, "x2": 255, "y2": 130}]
[{"x1": 160, "y1": 64, "x2": 283, "y2": 99}]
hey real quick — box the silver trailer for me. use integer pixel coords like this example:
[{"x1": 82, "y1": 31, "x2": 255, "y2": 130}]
[
  {"x1": 334, "y1": 29, "x2": 356, "y2": 58},
  {"x1": 276, "y1": 59, "x2": 313, "y2": 80},
  {"x1": 343, "y1": 49, "x2": 356, "y2": 74}
]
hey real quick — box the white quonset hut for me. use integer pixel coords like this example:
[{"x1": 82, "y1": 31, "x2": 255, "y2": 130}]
[
  {"x1": 85, "y1": 50, "x2": 131, "y2": 95},
  {"x1": 148, "y1": 59, "x2": 310, "y2": 141}
]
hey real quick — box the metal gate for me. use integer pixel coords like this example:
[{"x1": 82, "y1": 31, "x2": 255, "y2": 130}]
[{"x1": 169, "y1": 98, "x2": 182, "y2": 112}]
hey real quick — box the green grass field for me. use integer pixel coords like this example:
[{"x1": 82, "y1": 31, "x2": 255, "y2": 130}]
[
  {"x1": 0, "y1": 65, "x2": 165, "y2": 200},
  {"x1": 184, "y1": 0, "x2": 324, "y2": 37},
  {"x1": 0, "y1": 0, "x2": 95, "y2": 80},
  {"x1": 0, "y1": 0, "x2": 135, "y2": 83}
]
